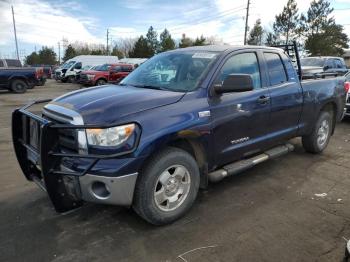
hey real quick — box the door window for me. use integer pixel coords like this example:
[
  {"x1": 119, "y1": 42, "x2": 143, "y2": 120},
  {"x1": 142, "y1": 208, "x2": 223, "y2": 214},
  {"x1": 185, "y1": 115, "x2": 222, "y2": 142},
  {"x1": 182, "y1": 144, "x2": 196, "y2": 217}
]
[
  {"x1": 216, "y1": 52, "x2": 261, "y2": 89},
  {"x1": 335, "y1": 59, "x2": 344, "y2": 69},
  {"x1": 325, "y1": 59, "x2": 334, "y2": 69},
  {"x1": 264, "y1": 52, "x2": 287, "y2": 85}
]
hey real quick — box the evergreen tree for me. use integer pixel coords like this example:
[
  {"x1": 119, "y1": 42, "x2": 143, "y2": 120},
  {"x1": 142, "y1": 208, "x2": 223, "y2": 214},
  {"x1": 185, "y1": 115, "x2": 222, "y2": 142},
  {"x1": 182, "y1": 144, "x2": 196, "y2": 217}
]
[
  {"x1": 38, "y1": 46, "x2": 57, "y2": 65},
  {"x1": 299, "y1": 0, "x2": 334, "y2": 35},
  {"x1": 305, "y1": 24, "x2": 349, "y2": 56},
  {"x1": 273, "y1": 0, "x2": 299, "y2": 44},
  {"x1": 111, "y1": 45, "x2": 124, "y2": 58},
  {"x1": 159, "y1": 29, "x2": 175, "y2": 52},
  {"x1": 62, "y1": 44, "x2": 77, "y2": 62},
  {"x1": 146, "y1": 26, "x2": 159, "y2": 55},
  {"x1": 247, "y1": 19, "x2": 264, "y2": 45},
  {"x1": 129, "y1": 35, "x2": 153, "y2": 58},
  {"x1": 25, "y1": 52, "x2": 40, "y2": 65},
  {"x1": 300, "y1": 0, "x2": 349, "y2": 56},
  {"x1": 265, "y1": 32, "x2": 280, "y2": 46},
  {"x1": 179, "y1": 34, "x2": 193, "y2": 48},
  {"x1": 193, "y1": 35, "x2": 206, "y2": 46}
]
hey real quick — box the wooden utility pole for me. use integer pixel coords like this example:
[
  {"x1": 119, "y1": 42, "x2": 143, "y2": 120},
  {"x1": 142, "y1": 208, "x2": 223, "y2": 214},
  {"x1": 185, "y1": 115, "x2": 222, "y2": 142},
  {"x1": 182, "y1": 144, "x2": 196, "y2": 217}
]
[
  {"x1": 106, "y1": 29, "x2": 109, "y2": 55},
  {"x1": 58, "y1": 42, "x2": 61, "y2": 64},
  {"x1": 243, "y1": 0, "x2": 250, "y2": 45},
  {"x1": 11, "y1": 5, "x2": 20, "y2": 60}
]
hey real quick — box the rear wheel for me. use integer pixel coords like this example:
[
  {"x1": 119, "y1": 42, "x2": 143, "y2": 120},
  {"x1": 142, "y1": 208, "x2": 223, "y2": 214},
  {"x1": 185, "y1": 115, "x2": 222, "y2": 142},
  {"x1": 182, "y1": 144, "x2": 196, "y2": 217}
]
[
  {"x1": 302, "y1": 110, "x2": 333, "y2": 153},
  {"x1": 11, "y1": 79, "x2": 28, "y2": 93},
  {"x1": 133, "y1": 147, "x2": 200, "y2": 225},
  {"x1": 96, "y1": 79, "x2": 107, "y2": 86}
]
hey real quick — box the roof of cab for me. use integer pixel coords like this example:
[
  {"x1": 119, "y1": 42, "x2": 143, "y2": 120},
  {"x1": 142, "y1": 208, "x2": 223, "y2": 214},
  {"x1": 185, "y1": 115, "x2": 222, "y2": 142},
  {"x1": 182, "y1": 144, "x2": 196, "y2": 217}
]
[{"x1": 175, "y1": 45, "x2": 282, "y2": 53}]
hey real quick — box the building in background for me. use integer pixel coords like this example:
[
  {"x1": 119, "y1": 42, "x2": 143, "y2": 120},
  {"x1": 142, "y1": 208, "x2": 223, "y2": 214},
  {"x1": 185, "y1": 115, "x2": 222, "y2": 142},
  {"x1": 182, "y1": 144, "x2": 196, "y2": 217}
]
[{"x1": 343, "y1": 49, "x2": 350, "y2": 68}]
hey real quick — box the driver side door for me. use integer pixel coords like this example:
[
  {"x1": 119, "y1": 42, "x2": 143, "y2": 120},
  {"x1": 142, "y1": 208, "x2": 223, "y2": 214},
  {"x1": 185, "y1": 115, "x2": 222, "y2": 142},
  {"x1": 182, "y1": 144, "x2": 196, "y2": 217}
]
[{"x1": 209, "y1": 51, "x2": 271, "y2": 166}]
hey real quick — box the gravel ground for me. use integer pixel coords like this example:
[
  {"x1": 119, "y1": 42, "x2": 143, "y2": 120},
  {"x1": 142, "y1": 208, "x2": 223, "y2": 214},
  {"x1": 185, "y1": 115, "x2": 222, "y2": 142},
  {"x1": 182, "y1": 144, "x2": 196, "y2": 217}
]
[{"x1": 0, "y1": 79, "x2": 350, "y2": 262}]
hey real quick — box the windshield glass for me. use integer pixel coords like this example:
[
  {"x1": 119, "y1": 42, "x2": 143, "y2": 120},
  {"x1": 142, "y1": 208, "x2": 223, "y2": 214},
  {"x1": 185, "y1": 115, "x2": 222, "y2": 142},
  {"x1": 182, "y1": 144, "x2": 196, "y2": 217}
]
[
  {"x1": 62, "y1": 61, "x2": 75, "y2": 69},
  {"x1": 120, "y1": 51, "x2": 219, "y2": 92},
  {"x1": 301, "y1": 58, "x2": 325, "y2": 67},
  {"x1": 95, "y1": 64, "x2": 112, "y2": 71},
  {"x1": 81, "y1": 65, "x2": 92, "y2": 70}
]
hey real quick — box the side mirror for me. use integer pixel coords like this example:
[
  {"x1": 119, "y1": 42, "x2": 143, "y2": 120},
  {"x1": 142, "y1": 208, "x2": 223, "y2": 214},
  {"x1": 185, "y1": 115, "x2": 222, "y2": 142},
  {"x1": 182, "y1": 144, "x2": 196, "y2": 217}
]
[
  {"x1": 323, "y1": 65, "x2": 329, "y2": 70},
  {"x1": 215, "y1": 74, "x2": 254, "y2": 94}
]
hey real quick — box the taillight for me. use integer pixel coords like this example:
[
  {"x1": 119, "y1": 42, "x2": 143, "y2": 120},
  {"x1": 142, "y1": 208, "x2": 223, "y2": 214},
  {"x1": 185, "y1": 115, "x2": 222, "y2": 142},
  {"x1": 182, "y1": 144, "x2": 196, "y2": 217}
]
[
  {"x1": 345, "y1": 82, "x2": 350, "y2": 93},
  {"x1": 35, "y1": 69, "x2": 39, "y2": 79}
]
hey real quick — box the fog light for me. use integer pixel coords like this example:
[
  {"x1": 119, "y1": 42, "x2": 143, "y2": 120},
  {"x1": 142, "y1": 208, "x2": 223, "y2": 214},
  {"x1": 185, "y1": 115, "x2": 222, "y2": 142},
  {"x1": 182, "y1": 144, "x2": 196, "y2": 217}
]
[{"x1": 91, "y1": 181, "x2": 110, "y2": 199}]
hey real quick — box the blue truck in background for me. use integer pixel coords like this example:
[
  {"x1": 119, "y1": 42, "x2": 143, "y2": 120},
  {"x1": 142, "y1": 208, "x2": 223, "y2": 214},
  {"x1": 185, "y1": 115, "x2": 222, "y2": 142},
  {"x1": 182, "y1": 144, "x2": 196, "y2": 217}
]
[{"x1": 13, "y1": 44, "x2": 347, "y2": 225}]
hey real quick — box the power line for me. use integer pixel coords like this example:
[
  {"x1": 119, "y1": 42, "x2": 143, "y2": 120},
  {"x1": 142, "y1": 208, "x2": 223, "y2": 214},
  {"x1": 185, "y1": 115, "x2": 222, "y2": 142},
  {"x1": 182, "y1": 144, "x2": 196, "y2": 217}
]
[
  {"x1": 244, "y1": 0, "x2": 250, "y2": 45},
  {"x1": 166, "y1": 7, "x2": 246, "y2": 33}
]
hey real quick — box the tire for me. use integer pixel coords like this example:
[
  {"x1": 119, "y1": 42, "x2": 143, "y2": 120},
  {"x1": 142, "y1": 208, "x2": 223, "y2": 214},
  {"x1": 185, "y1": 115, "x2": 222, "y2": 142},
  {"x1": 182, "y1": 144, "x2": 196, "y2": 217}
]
[
  {"x1": 133, "y1": 147, "x2": 200, "y2": 225},
  {"x1": 302, "y1": 110, "x2": 333, "y2": 153},
  {"x1": 96, "y1": 79, "x2": 107, "y2": 86},
  {"x1": 10, "y1": 79, "x2": 28, "y2": 93},
  {"x1": 61, "y1": 78, "x2": 67, "y2": 83},
  {"x1": 67, "y1": 76, "x2": 75, "y2": 83}
]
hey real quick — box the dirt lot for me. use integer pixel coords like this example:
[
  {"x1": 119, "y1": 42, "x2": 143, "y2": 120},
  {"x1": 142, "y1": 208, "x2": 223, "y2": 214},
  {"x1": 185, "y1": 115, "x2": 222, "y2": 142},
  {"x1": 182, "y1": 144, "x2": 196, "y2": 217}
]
[{"x1": 1, "y1": 79, "x2": 350, "y2": 262}]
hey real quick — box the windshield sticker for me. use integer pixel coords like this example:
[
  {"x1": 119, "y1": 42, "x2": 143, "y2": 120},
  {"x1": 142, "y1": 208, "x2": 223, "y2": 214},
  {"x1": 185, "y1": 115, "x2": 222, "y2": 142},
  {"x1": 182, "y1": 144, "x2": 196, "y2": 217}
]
[{"x1": 192, "y1": 53, "x2": 216, "y2": 59}]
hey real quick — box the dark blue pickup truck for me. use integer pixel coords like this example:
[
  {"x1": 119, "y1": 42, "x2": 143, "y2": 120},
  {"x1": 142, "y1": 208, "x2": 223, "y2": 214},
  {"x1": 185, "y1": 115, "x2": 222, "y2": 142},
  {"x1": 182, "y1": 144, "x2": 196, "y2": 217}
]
[
  {"x1": 13, "y1": 45, "x2": 347, "y2": 225},
  {"x1": 0, "y1": 68, "x2": 39, "y2": 93}
]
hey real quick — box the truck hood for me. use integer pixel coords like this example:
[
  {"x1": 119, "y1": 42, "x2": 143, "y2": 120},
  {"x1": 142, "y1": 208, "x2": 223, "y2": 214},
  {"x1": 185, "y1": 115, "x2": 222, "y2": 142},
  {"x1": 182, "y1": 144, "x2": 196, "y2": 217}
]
[{"x1": 49, "y1": 85, "x2": 185, "y2": 123}]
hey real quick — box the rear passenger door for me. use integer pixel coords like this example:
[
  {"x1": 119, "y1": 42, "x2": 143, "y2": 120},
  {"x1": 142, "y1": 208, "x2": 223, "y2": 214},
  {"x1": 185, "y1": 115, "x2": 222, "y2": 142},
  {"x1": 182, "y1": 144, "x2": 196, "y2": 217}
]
[{"x1": 263, "y1": 52, "x2": 303, "y2": 142}]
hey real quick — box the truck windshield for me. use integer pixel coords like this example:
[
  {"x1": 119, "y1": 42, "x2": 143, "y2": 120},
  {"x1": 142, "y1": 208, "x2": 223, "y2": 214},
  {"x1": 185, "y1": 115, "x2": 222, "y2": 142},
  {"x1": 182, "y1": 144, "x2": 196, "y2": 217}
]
[
  {"x1": 301, "y1": 58, "x2": 325, "y2": 67},
  {"x1": 62, "y1": 61, "x2": 75, "y2": 69},
  {"x1": 95, "y1": 64, "x2": 112, "y2": 71},
  {"x1": 120, "y1": 51, "x2": 219, "y2": 92}
]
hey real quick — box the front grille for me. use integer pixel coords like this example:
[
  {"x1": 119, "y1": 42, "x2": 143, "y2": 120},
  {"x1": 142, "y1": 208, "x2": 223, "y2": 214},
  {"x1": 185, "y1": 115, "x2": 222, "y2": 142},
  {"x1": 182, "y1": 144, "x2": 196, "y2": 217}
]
[
  {"x1": 42, "y1": 109, "x2": 78, "y2": 153},
  {"x1": 80, "y1": 74, "x2": 88, "y2": 81}
]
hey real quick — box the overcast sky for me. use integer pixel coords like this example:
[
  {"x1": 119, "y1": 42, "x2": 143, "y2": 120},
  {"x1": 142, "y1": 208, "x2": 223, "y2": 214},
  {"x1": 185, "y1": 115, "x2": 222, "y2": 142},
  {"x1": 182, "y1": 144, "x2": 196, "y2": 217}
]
[{"x1": 0, "y1": 0, "x2": 349, "y2": 60}]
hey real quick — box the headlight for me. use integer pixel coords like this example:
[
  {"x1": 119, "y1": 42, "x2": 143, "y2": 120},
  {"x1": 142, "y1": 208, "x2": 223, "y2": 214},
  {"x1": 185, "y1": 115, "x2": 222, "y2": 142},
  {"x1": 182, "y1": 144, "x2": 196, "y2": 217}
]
[
  {"x1": 87, "y1": 74, "x2": 95, "y2": 79},
  {"x1": 86, "y1": 124, "x2": 135, "y2": 147}
]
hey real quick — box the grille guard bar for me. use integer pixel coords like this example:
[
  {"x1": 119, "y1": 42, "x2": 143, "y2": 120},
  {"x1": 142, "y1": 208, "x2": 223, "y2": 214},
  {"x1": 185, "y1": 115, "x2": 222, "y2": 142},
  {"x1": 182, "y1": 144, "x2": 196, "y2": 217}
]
[{"x1": 12, "y1": 99, "x2": 140, "y2": 212}]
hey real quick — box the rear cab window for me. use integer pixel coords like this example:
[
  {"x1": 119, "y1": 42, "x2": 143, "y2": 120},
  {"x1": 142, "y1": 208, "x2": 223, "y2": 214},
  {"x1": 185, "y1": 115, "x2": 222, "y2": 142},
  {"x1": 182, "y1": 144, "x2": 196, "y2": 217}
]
[{"x1": 264, "y1": 52, "x2": 287, "y2": 86}]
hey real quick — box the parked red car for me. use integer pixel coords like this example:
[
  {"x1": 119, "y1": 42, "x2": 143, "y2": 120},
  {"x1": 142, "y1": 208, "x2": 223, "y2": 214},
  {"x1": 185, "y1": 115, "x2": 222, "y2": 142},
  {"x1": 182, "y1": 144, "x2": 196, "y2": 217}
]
[{"x1": 79, "y1": 63, "x2": 134, "y2": 86}]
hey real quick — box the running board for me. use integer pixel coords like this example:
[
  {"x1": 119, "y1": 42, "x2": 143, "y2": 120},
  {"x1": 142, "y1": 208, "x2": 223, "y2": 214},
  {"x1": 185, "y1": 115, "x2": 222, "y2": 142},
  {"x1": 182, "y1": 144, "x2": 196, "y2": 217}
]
[{"x1": 208, "y1": 143, "x2": 294, "y2": 183}]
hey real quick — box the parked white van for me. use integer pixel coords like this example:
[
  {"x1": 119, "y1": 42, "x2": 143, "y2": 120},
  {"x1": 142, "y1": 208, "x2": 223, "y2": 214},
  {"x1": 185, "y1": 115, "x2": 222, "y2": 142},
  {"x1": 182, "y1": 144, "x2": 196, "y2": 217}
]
[{"x1": 55, "y1": 55, "x2": 119, "y2": 82}]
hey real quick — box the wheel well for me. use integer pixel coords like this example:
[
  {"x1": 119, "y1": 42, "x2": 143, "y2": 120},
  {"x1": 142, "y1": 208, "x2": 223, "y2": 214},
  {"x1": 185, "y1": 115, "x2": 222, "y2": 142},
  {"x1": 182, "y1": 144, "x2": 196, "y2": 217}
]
[
  {"x1": 10, "y1": 77, "x2": 27, "y2": 84},
  {"x1": 96, "y1": 78, "x2": 107, "y2": 83},
  {"x1": 167, "y1": 138, "x2": 208, "y2": 188},
  {"x1": 320, "y1": 102, "x2": 337, "y2": 134}
]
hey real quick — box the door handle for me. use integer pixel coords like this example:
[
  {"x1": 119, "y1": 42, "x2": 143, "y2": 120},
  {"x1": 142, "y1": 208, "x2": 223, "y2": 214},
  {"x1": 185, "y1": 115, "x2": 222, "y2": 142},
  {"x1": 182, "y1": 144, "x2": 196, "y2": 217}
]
[{"x1": 257, "y1": 96, "x2": 270, "y2": 104}]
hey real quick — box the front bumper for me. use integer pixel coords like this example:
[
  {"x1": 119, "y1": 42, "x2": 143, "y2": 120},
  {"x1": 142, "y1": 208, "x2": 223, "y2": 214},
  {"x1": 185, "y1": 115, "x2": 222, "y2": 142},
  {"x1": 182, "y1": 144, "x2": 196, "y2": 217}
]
[
  {"x1": 343, "y1": 92, "x2": 350, "y2": 118},
  {"x1": 12, "y1": 100, "x2": 141, "y2": 212}
]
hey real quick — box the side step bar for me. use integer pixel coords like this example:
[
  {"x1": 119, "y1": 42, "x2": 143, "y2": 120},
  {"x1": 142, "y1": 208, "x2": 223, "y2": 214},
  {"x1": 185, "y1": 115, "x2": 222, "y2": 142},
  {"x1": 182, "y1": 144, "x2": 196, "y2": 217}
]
[{"x1": 208, "y1": 143, "x2": 294, "y2": 183}]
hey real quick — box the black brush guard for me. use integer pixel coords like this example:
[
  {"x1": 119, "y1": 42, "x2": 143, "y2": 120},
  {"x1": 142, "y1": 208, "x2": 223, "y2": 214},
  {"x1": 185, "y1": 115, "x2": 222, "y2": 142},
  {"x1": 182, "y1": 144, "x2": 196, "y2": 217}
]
[{"x1": 12, "y1": 99, "x2": 139, "y2": 213}]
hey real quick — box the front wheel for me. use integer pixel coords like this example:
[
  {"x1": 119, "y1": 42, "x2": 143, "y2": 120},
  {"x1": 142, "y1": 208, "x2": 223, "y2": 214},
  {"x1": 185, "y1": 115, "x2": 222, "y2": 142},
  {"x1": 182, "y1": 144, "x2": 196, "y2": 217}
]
[
  {"x1": 133, "y1": 147, "x2": 200, "y2": 225},
  {"x1": 96, "y1": 79, "x2": 107, "y2": 86},
  {"x1": 302, "y1": 110, "x2": 333, "y2": 153}
]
